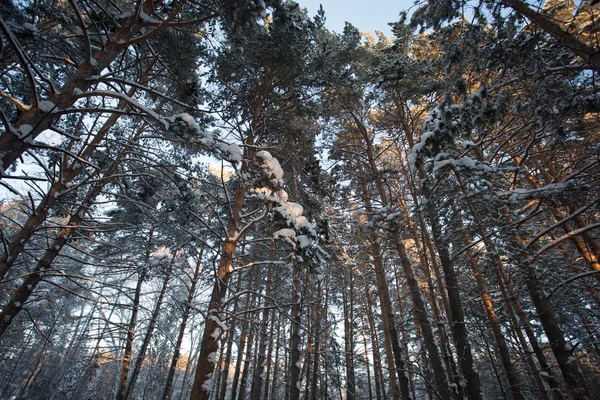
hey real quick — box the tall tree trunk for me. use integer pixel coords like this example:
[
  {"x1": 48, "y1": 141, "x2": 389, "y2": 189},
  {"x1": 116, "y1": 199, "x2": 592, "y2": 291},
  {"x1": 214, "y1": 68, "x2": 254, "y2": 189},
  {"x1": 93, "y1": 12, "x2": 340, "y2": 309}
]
[
  {"x1": 309, "y1": 280, "x2": 323, "y2": 400},
  {"x1": 162, "y1": 248, "x2": 205, "y2": 400},
  {"x1": 421, "y1": 187, "x2": 483, "y2": 400},
  {"x1": 190, "y1": 181, "x2": 247, "y2": 400},
  {"x1": 217, "y1": 271, "x2": 244, "y2": 400},
  {"x1": 270, "y1": 307, "x2": 283, "y2": 400},
  {"x1": 237, "y1": 324, "x2": 256, "y2": 400},
  {"x1": 525, "y1": 266, "x2": 593, "y2": 399},
  {"x1": 364, "y1": 276, "x2": 387, "y2": 400},
  {"x1": 469, "y1": 253, "x2": 524, "y2": 400},
  {"x1": 250, "y1": 241, "x2": 275, "y2": 400},
  {"x1": 360, "y1": 317, "x2": 375, "y2": 400},
  {"x1": 391, "y1": 232, "x2": 454, "y2": 400},
  {"x1": 289, "y1": 260, "x2": 303, "y2": 400},
  {"x1": 125, "y1": 260, "x2": 174, "y2": 399},
  {"x1": 116, "y1": 268, "x2": 149, "y2": 400},
  {"x1": 342, "y1": 266, "x2": 356, "y2": 400}
]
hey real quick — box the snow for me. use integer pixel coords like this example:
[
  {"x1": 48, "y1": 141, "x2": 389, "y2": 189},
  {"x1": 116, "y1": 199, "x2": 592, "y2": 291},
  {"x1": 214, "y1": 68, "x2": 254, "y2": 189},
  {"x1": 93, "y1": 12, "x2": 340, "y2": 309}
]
[
  {"x1": 201, "y1": 373, "x2": 213, "y2": 393},
  {"x1": 207, "y1": 352, "x2": 217, "y2": 363},
  {"x1": 227, "y1": 144, "x2": 242, "y2": 162},
  {"x1": 38, "y1": 101, "x2": 56, "y2": 112},
  {"x1": 296, "y1": 235, "x2": 312, "y2": 248},
  {"x1": 409, "y1": 130, "x2": 435, "y2": 172},
  {"x1": 273, "y1": 228, "x2": 297, "y2": 247},
  {"x1": 256, "y1": 150, "x2": 284, "y2": 186},
  {"x1": 22, "y1": 23, "x2": 36, "y2": 31},
  {"x1": 507, "y1": 182, "x2": 571, "y2": 202},
  {"x1": 208, "y1": 314, "x2": 229, "y2": 331},
  {"x1": 211, "y1": 328, "x2": 222, "y2": 339},
  {"x1": 168, "y1": 113, "x2": 215, "y2": 146},
  {"x1": 17, "y1": 124, "x2": 33, "y2": 138}
]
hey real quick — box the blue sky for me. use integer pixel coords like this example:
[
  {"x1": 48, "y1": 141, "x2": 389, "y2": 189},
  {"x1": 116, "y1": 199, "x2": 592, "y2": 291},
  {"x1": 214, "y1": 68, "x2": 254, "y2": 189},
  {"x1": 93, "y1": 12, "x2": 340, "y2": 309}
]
[{"x1": 297, "y1": 0, "x2": 416, "y2": 36}]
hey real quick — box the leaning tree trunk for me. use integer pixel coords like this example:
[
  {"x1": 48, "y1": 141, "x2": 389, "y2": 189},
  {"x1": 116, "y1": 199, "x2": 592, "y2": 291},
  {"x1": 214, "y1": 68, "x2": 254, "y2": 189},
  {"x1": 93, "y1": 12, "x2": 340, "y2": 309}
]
[
  {"x1": 525, "y1": 264, "x2": 593, "y2": 399},
  {"x1": 189, "y1": 181, "x2": 248, "y2": 400},
  {"x1": 391, "y1": 232, "x2": 454, "y2": 400}
]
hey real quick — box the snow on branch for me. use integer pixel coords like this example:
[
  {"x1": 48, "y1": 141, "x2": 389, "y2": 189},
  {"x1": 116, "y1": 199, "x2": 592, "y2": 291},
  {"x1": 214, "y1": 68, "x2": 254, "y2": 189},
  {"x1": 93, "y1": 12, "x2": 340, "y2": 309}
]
[
  {"x1": 409, "y1": 87, "x2": 495, "y2": 174},
  {"x1": 166, "y1": 113, "x2": 242, "y2": 164}
]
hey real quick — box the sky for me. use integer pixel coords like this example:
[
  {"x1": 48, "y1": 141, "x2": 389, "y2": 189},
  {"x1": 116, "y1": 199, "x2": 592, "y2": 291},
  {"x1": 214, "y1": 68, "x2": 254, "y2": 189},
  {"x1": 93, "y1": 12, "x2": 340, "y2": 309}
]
[{"x1": 297, "y1": 0, "x2": 416, "y2": 37}]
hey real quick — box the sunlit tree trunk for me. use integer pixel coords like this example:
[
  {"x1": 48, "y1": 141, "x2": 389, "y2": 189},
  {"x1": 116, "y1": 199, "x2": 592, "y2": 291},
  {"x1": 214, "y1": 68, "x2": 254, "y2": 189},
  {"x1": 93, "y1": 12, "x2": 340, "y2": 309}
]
[{"x1": 189, "y1": 181, "x2": 247, "y2": 400}]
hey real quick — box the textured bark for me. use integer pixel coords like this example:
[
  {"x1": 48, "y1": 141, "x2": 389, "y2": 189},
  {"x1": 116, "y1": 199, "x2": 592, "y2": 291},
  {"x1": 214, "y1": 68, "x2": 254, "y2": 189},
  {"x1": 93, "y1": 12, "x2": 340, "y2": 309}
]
[{"x1": 189, "y1": 181, "x2": 246, "y2": 400}]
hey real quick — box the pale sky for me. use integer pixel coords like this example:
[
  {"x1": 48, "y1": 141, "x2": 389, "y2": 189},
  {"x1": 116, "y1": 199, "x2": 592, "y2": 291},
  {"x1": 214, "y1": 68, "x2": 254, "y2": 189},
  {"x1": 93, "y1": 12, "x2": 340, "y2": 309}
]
[{"x1": 297, "y1": 0, "x2": 417, "y2": 36}]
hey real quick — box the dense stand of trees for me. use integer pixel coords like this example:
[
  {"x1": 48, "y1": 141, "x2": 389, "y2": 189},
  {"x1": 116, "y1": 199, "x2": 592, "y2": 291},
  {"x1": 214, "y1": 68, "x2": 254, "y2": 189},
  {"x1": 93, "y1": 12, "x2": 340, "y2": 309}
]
[{"x1": 1, "y1": 0, "x2": 599, "y2": 399}]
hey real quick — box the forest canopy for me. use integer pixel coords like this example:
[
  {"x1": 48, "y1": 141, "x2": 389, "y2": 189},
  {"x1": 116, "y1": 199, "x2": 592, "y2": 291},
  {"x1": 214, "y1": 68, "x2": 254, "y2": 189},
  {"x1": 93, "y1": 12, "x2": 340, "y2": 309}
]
[{"x1": 0, "y1": 1, "x2": 599, "y2": 399}]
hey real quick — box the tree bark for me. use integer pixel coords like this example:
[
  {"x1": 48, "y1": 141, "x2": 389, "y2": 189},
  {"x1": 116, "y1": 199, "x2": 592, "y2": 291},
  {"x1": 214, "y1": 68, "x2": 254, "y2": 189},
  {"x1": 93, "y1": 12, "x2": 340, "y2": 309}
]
[
  {"x1": 162, "y1": 248, "x2": 205, "y2": 400},
  {"x1": 342, "y1": 266, "x2": 356, "y2": 400},
  {"x1": 288, "y1": 260, "x2": 303, "y2": 400},
  {"x1": 116, "y1": 268, "x2": 148, "y2": 400},
  {"x1": 124, "y1": 259, "x2": 174, "y2": 399},
  {"x1": 250, "y1": 241, "x2": 275, "y2": 400},
  {"x1": 525, "y1": 266, "x2": 593, "y2": 399},
  {"x1": 189, "y1": 181, "x2": 246, "y2": 400}
]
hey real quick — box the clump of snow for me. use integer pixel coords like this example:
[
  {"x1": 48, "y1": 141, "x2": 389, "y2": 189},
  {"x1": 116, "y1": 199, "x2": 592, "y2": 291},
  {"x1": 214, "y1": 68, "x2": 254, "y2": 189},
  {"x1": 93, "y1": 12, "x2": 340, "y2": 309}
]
[
  {"x1": 208, "y1": 314, "x2": 229, "y2": 331},
  {"x1": 166, "y1": 113, "x2": 214, "y2": 146},
  {"x1": 273, "y1": 228, "x2": 297, "y2": 247},
  {"x1": 201, "y1": 373, "x2": 213, "y2": 393},
  {"x1": 256, "y1": 150, "x2": 284, "y2": 187},
  {"x1": 38, "y1": 100, "x2": 56, "y2": 112},
  {"x1": 211, "y1": 328, "x2": 222, "y2": 339},
  {"x1": 227, "y1": 144, "x2": 242, "y2": 162},
  {"x1": 17, "y1": 124, "x2": 34, "y2": 138},
  {"x1": 207, "y1": 352, "x2": 217, "y2": 364}
]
